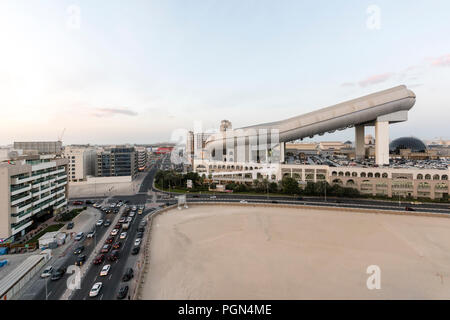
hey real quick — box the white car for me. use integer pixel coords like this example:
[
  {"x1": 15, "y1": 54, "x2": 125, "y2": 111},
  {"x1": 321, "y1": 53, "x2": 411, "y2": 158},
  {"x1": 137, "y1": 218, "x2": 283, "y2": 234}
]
[
  {"x1": 110, "y1": 229, "x2": 119, "y2": 236},
  {"x1": 100, "y1": 264, "x2": 111, "y2": 276},
  {"x1": 129, "y1": 212, "x2": 135, "y2": 217},
  {"x1": 134, "y1": 238, "x2": 142, "y2": 246},
  {"x1": 239, "y1": 200, "x2": 248, "y2": 204},
  {"x1": 40, "y1": 266, "x2": 53, "y2": 278},
  {"x1": 126, "y1": 217, "x2": 133, "y2": 223},
  {"x1": 119, "y1": 232, "x2": 127, "y2": 239},
  {"x1": 89, "y1": 282, "x2": 103, "y2": 297},
  {"x1": 96, "y1": 219, "x2": 104, "y2": 226},
  {"x1": 210, "y1": 196, "x2": 217, "y2": 199}
]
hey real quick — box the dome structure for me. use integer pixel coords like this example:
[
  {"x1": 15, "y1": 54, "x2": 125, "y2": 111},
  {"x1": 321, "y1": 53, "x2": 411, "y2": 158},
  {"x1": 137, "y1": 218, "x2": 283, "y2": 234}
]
[{"x1": 389, "y1": 137, "x2": 427, "y2": 154}]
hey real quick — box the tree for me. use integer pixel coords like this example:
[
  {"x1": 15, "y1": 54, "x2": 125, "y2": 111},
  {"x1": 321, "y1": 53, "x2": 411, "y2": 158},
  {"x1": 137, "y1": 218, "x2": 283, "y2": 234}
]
[{"x1": 280, "y1": 177, "x2": 300, "y2": 195}]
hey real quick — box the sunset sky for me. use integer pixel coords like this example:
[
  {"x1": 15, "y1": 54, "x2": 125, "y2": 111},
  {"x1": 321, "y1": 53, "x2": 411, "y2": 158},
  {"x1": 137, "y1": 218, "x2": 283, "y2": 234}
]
[{"x1": 1, "y1": 0, "x2": 449, "y2": 145}]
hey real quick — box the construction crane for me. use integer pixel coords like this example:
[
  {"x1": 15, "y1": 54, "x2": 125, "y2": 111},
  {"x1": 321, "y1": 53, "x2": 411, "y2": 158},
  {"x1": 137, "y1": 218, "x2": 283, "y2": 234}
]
[{"x1": 58, "y1": 128, "x2": 66, "y2": 142}]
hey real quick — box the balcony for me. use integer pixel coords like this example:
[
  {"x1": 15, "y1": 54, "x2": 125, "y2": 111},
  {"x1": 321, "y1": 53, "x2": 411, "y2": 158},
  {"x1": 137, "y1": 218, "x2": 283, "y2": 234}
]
[
  {"x1": 10, "y1": 193, "x2": 32, "y2": 207},
  {"x1": 11, "y1": 220, "x2": 33, "y2": 235},
  {"x1": 10, "y1": 184, "x2": 31, "y2": 196},
  {"x1": 11, "y1": 202, "x2": 33, "y2": 214}
]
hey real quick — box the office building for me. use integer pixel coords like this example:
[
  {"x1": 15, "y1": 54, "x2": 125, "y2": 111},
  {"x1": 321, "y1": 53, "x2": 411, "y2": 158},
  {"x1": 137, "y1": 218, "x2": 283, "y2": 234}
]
[
  {"x1": 13, "y1": 141, "x2": 63, "y2": 155},
  {"x1": 63, "y1": 146, "x2": 97, "y2": 182},
  {"x1": 95, "y1": 147, "x2": 137, "y2": 178}
]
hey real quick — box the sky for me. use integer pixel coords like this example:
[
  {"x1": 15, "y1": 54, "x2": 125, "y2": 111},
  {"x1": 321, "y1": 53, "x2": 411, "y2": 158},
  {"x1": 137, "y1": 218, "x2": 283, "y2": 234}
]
[{"x1": 0, "y1": 0, "x2": 449, "y2": 145}]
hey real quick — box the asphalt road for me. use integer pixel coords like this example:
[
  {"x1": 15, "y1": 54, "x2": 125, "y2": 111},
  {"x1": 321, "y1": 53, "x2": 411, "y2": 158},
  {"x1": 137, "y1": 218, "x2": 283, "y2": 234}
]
[{"x1": 31, "y1": 209, "x2": 115, "y2": 300}]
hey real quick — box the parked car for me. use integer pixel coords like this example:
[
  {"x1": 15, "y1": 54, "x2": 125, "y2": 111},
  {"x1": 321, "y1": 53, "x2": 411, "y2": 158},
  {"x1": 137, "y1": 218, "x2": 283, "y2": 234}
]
[
  {"x1": 96, "y1": 219, "x2": 104, "y2": 226},
  {"x1": 129, "y1": 212, "x2": 135, "y2": 218},
  {"x1": 74, "y1": 232, "x2": 84, "y2": 241},
  {"x1": 114, "y1": 223, "x2": 122, "y2": 229},
  {"x1": 112, "y1": 242, "x2": 122, "y2": 249},
  {"x1": 86, "y1": 200, "x2": 94, "y2": 205},
  {"x1": 118, "y1": 217, "x2": 126, "y2": 223},
  {"x1": 104, "y1": 220, "x2": 111, "y2": 227},
  {"x1": 67, "y1": 222, "x2": 74, "y2": 230},
  {"x1": 101, "y1": 244, "x2": 111, "y2": 253},
  {"x1": 405, "y1": 206, "x2": 415, "y2": 211},
  {"x1": 100, "y1": 264, "x2": 111, "y2": 276},
  {"x1": 89, "y1": 282, "x2": 103, "y2": 297},
  {"x1": 239, "y1": 200, "x2": 248, "y2": 204},
  {"x1": 117, "y1": 285, "x2": 129, "y2": 300},
  {"x1": 87, "y1": 230, "x2": 96, "y2": 238},
  {"x1": 136, "y1": 232, "x2": 144, "y2": 238},
  {"x1": 75, "y1": 255, "x2": 86, "y2": 266},
  {"x1": 110, "y1": 229, "x2": 119, "y2": 236},
  {"x1": 126, "y1": 217, "x2": 133, "y2": 223},
  {"x1": 40, "y1": 266, "x2": 53, "y2": 278},
  {"x1": 73, "y1": 246, "x2": 84, "y2": 255},
  {"x1": 137, "y1": 226, "x2": 145, "y2": 233},
  {"x1": 93, "y1": 254, "x2": 105, "y2": 265},
  {"x1": 51, "y1": 267, "x2": 66, "y2": 281},
  {"x1": 72, "y1": 200, "x2": 84, "y2": 206},
  {"x1": 119, "y1": 232, "x2": 127, "y2": 239},
  {"x1": 131, "y1": 246, "x2": 140, "y2": 255},
  {"x1": 134, "y1": 238, "x2": 142, "y2": 246},
  {"x1": 122, "y1": 268, "x2": 134, "y2": 282}
]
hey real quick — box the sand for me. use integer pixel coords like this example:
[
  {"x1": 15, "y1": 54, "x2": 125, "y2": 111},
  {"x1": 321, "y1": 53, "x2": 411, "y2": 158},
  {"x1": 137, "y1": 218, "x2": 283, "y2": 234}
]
[{"x1": 141, "y1": 205, "x2": 450, "y2": 299}]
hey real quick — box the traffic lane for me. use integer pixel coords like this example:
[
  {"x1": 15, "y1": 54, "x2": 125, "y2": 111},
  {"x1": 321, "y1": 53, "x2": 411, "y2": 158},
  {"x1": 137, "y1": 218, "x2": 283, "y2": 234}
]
[
  {"x1": 71, "y1": 209, "x2": 146, "y2": 300},
  {"x1": 33, "y1": 211, "x2": 114, "y2": 300},
  {"x1": 178, "y1": 193, "x2": 449, "y2": 210},
  {"x1": 101, "y1": 211, "x2": 148, "y2": 300},
  {"x1": 156, "y1": 199, "x2": 450, "y2": 215}
]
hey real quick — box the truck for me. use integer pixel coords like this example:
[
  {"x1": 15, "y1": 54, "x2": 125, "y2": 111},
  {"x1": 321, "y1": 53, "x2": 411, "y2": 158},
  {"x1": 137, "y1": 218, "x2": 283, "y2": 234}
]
[{"x1": 122, "y1": 222, "x2": 130, "y2": 230}]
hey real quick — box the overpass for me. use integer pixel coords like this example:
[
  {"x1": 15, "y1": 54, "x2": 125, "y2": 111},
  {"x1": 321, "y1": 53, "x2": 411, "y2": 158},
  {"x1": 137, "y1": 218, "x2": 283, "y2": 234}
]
[{"x1": 203, "y1": 85, "x2": 416, "y2": 165}]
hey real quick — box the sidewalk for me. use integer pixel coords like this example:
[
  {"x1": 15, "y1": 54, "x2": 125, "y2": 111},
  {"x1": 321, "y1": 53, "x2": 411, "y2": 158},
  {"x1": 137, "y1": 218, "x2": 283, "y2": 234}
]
[{"x1": 15, "y1": 207, "x2": 103, "y2": 300}]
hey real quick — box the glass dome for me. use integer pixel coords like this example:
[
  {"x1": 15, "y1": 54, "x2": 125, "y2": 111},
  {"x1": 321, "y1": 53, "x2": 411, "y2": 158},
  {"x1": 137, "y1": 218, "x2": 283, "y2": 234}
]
[{"x1": 389, "y1": 137, "x2": 427, "y2": 154}]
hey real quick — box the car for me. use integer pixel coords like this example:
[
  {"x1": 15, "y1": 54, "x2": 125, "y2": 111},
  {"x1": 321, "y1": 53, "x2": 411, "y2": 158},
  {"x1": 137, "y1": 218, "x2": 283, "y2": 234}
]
[
  {"x1": 193, "y1": 195, "x2": 200, "y2": 198},
  {"x1": 112, "y1": 242, "x2": 122, "y2": 249},
  {"x1": 89, "y1": 282, "x2": 103, "y2": 297},
  {"x1": 110, "y1": 203, "x2": 116, "y2": 208},
  {"x1": 105, "y1": 236, "x2": 115, "y2": 244},
  {"x1": 72, "y1": 200, "x2": 84, "y2": 206},
  {"x1": 114, "y1": 223, "x2": 122, "y2": 229},
  {"x1": 126, "y1": 217, "x2": 133, "y2": 223},
  {"x1": 129, "y1": 212, "x2": 135, "y2": 218},
  {"x1": 136, "y1": 232, "x2": 144, "y2": 238},
  {"x1": 101, "y1": 244, "x2": 111, "y2": 253},
  {"x1": 118, "y1": 217, "x2": 126, "y2": 223},
  {"x1": 137, "y1": 226, "x2": 145, "y2": 233},
  {"x1": 73, "y1": 246, "x2": 84, "y2": 255},
  {"x1": 210, "y1": 196, "x2": 217, "y2": 199},
  {"x1": 100, "y1": 264, "x2": 111, "y2": 276},
  {"x1": 119, "y1": 232, "x2": 127, "y2": 239},
  {"x1": 93, "y1": 254, "x2": 105, "y2": 265},
  {"x1": 104, "y1": 220, "x2": 111, "y2": 227},
  {"x1": 405, "y1": 206, "x2": 415, "y2": 211},
  {"x1": 74, "y1": 232, "x2": 84, "y2": 241},
  {"x1": 132, "y1": 206, "x2": 137, "y2": 211},
  {"x1": 40, "y1": 266, "x2": 53, "y2": 278},
  {"x1": 134, "y1": 238, "x2": 142, "y2": 246},
  {"x1": 271, "y1": 200, "x2": 278, "y2": 204},
  {"x1": 93, "y1": 203, "x2": 102, "y2": 208},
  {"x1": 122, "y1": 268, "x2": 134, "y2": 282},
  {"x1": 117, "y1": 285, "x2": 129, "y2": 300},
  {"x1": 239, "y1": 200, "x2": 248, "y2": 204},
  {"x1": 67, "y1": 222, "x2": 74, "y2": 230},
  {"x1": 86, "y1": 200, "x2": 94, "y2": 205},
  {"x1": 110, "y1": 229, "x2": 119, "y2": 236},
  {"x1": 75, "y1": 255, "x2": 86, "y2": 266},
  {"x1": 108, "y1": 250, "x2": 120, "y2": 262},
  {"x1": 96, "y1": 219, "x2": 104, "y2": 226},
  {"x1": 137, "y1": 210, "x2": 143, "y2": 215},
  {"x1": 50, "y1": 267, "x2": 66, "y2": 281},
  {"x1": 87, "y1": 230, "x2": 96, "y2": 238},
  {"x1": 131, "y1": 246, "x2": 140, "y2": 255}
]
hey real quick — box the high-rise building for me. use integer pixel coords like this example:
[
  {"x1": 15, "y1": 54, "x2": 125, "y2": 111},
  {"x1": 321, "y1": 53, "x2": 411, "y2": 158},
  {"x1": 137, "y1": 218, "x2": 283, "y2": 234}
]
[
  {"x1": 0, "y1": 155, "x2": 69, "y2": 241},
  {"x1": 13, "y1": 141, "x2": 63, "y2": 155},
  {"x1": 95, "y1": 147, "x2": 137, "y2": 178},
  {"x1": 63, "y1": 146, "x2": 97, "y2": 182},
  {"x1": 135, "y1": 147, "x2": 148, "y2": 171}
]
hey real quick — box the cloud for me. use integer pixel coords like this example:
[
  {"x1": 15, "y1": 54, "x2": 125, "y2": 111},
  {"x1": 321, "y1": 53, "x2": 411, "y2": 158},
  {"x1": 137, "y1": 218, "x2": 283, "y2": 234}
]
[
  {"x1": 358, "y1": 72, "x2": 394, "y2": 87},
  {"x1": 430, "y1": 54, "x2": 450, "y2": 67},
  {"x1": 92, "y1": 107, "x2": 138, "y2": 118}
]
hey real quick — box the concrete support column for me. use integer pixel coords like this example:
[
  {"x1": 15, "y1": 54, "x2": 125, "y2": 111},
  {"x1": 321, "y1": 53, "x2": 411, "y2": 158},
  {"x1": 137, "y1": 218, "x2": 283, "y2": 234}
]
[
  {"x1": 280, "y1": 142, "x2": 285, "y2": 163},
  {"x1": 355, "y1": 125, "x2": 365, "y2": 160},
  {"x1": 375, "y1": 121, "x2": 390, "y2": 165}
]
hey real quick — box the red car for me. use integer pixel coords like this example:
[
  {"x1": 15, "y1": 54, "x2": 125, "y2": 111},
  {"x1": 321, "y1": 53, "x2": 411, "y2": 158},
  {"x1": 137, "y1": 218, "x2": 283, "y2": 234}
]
[
  {"x1": 105, "y1": 236, "x2": 115, "y2": 244},
  {"x1": 115, "y1": 223, "x2": 122, "y2": 229},
  {"x1": 112, "y1": 242, "x2": 122, "y2": 250},
  {"x1": 72, "y1": 200, "x2": 84, "y2": 206},
  {"x1": 93, "y1": 254, "x2": 105, "y2": 265}
]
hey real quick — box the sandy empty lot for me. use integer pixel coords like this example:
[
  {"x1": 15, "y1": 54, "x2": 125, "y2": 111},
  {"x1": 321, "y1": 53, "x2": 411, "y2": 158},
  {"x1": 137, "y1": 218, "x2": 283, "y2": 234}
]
[{"x1": 142, "y1": 205, "x2": 450, "y2": 299}]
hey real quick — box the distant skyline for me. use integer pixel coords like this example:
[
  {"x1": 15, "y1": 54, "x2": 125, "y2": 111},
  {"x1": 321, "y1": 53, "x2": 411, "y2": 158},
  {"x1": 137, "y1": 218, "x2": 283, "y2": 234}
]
[{"x1": 1, "y1": 0, "x2": 449, "y2": 145}]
